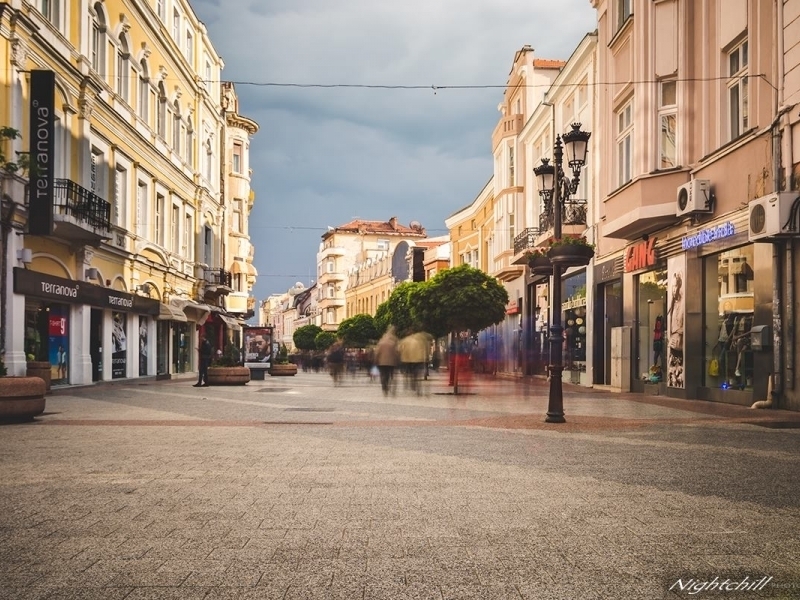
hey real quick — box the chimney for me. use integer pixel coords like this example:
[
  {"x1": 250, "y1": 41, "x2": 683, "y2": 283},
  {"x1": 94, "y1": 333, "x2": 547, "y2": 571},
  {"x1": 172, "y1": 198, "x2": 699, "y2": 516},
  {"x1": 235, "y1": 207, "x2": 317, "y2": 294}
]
[{"x1": 389, "y1": 216, "x2": 398, "y2": 230}]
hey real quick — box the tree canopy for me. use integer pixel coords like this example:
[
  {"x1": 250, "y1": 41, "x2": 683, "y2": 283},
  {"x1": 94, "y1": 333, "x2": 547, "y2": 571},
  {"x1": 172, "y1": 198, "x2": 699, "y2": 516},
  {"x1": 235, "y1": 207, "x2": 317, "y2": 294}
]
[
  {"x1": 293, "y1": 324, "x2": 322, "y2": 351},
  {"x1": 336, "y1": 314, "x2": 378, "y2": 348},
  {"x1": 314, "y1": 331, "x2": 336, "y2": 351},
  {"x1": 376, "y1": 281, "x2": 422, "y2": 338},
  {"x1": 410, "y1": 264, "x2": 508, "y2": 336}
]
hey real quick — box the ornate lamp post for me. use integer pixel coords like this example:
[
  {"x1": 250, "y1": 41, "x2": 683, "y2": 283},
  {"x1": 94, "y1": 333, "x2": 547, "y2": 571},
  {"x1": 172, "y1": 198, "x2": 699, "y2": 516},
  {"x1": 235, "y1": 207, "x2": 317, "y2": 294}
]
[{"x1": 533, "y1": 123, "x2": 591, "y2": 423}]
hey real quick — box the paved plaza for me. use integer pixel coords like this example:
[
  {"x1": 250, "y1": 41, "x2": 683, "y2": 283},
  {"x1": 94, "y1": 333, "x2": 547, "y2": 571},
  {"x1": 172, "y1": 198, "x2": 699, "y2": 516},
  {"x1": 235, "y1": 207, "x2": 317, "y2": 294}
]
[{"x1": 1, "y1": 371, "x2": 799, "y2": 599}]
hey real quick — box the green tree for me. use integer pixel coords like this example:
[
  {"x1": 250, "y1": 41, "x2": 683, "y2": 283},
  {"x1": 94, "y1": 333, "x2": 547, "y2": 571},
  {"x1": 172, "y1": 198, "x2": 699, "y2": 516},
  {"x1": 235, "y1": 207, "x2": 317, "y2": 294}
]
[
  {"x1": 336, "y1": 314, "x2": 378, "y2": 348},
  {"x1": 374, "y1": 301, "x2": 390, "y2": 336},
  {"x1": 410, "y1": 265, "x2": 508, "y2": 393},
  {"x1": 411, "y1": 265, "x2": 508, "y2": 335},
  {"x1": 315, "y1": 331, "x2": 337, "y2": 351},
  {"x1": 293, "y1": 324, "x2": 322, "y2": 351},
  {"x1": 377, "y1": 281, "x2": 423, "y2": 337}
]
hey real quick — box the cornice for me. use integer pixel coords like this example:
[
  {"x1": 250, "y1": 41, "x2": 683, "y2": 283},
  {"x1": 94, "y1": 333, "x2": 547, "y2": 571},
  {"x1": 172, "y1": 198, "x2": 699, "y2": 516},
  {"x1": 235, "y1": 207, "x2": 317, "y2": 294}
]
[{"x1": 226, "y1": 113, "x2": 259, "y2": 135}]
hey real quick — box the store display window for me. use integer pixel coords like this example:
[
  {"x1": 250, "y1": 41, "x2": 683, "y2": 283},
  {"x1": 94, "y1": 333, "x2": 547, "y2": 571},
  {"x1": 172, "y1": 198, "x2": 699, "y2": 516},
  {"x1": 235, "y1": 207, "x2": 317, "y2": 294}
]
[
  {"x1": 636, "y1": 266, "x2": 667, "y2": 383},
  {"x1": 704, "y1": 247, "x2": 754, "y2": 390},
  {"x1": 561, "y1": 272, "x2": 587, "y2": 371}
]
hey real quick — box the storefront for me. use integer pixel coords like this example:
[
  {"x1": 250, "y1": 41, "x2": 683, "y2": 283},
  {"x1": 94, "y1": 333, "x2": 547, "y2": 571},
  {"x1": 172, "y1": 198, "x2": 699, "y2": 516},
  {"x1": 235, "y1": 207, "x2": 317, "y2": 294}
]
[
  {"x1": 592, "y1": 256, "x2": 623, "y2": 385},
  {"x1": 13, "y1": 268, "x2": 159, "y2": 384},
  {"x1": 561, "y1": 270, "x2": 587, "y2": 385}
]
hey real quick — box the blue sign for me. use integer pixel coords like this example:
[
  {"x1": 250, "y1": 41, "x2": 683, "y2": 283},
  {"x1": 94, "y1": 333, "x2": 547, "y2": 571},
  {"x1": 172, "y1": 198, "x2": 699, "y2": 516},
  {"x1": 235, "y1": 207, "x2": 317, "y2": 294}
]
[{"x1": 681, "y1": 222, "x2": 735, "y2": 250}]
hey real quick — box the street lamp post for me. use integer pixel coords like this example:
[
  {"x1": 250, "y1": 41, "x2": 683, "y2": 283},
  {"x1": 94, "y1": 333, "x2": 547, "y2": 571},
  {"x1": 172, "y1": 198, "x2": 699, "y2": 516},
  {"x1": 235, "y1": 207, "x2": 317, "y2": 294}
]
[{"x1": 534, "y1": 123, "x2": 591, "y2": 423}]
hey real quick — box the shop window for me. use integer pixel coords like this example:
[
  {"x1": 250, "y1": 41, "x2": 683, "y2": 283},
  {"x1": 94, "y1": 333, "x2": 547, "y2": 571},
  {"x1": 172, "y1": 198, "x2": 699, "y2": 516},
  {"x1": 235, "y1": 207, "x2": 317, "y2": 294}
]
[
  {"x1": 562, "y1": 272, "x2": 587, "y2": 373},
  {"x1": 704, "y1": 247, "x2": 754, "y2": 390},
  {"x1": 636, "y1": 266, "x2": 668, "y2": 383}
]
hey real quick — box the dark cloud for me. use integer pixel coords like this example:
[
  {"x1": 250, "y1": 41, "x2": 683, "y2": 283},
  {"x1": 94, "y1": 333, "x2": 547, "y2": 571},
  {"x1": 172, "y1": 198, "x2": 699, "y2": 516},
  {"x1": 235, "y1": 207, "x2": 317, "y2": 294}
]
[{"x1": 192, "y1": 0, "x2": 597, "y2": 301}]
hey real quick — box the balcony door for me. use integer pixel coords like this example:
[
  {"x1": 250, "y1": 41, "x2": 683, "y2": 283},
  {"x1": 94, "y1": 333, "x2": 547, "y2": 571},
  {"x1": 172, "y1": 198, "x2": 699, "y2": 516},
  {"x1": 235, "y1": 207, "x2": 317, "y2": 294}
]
[{"x1": 203, "y1": 225, "x2": 213, "y2": 266}]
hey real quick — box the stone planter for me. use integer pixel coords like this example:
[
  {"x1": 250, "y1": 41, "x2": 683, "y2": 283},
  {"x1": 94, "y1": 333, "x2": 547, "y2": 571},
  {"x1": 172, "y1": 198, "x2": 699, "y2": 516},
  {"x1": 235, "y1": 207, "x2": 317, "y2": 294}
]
[
  {"x1": 207, "y1": 366, "x2": 251, "y2": 385},
  {"x1": 26, "y1": 361, "x2": 52, "y2": 391},
  {"x1": 269, "y1": 363, "x2": 298, "y2": 376},
  {"x1": 527, "y1": 254, "x2": 554, "y2": 276},
  {"x1": 547, "y1": 244, "x2": 595, "y2": 267},
  {"x1": 0, "y1": 377, "x2": 47, "y2": 422}
]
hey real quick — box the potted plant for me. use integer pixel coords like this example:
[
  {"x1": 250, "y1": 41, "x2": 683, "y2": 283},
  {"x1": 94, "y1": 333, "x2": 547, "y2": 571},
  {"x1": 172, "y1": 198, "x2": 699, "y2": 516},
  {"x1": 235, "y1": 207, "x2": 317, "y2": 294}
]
[
  {"x1": 26, "y1": 350, "x2": 52, "y2": 392},
  {"x1": 0, "y1": 356, "x2": 47, "y2": 422},
  {"x1": 547, "y1": 235, "x2": 595, "y2": 267},
  {"x1": 207, "y1": 343, "x2": 250, "y2": 385},
  {"x1": 525, "y1": 248, "x2": 553, "y2": 276},
  {"x1": 269, "y1": 344, "x2": 297, "y2": 376}
]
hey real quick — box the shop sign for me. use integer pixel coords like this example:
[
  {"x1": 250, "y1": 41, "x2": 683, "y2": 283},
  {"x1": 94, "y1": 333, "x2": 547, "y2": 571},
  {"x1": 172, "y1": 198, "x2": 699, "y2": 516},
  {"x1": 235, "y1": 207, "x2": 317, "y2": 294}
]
[
  {"x1": 29, "y1": 70, "x2": 55, "y2": 236},
  {"x1": 505, "y1": 300, "x2": 520, "y2": 315},
  {"x1": 681, "y1": 221, "x2": 735, "y2": 250},
  {"x1": 624, "y1": 238, "x2": 657, "y2": 272},
  {"x1": 14, "y1": 268, "x2": 159, "y2": 315},
  {"x1": 594, "y1": 257, "x2": 622, "y2": 283}
]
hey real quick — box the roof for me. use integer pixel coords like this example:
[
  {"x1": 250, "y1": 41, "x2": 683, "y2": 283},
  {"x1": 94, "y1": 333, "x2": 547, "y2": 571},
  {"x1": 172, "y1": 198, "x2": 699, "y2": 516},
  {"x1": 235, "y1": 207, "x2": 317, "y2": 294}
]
[
  {"x1": 533, "y1": 59, "x2": 566, "y2": 69},
  {"x1": 323, "y1": 217, "x2": 426, "y2": 239},
  {"x1": 415, "y1": 239, "x2": 448, "y2": 250}
]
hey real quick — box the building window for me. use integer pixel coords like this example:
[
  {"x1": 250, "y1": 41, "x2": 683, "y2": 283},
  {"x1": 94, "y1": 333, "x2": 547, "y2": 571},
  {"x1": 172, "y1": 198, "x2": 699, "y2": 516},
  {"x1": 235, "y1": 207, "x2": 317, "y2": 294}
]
[
  {"x1": 233, "y1": 199, "x2": 242, "y2": 233},
  {"x1": 184, "y1": 213, "x2": 192, "y2": 260},
  {"x1": 377, "y1": 238, "x2": 389, "y2": 250},
  {"x1": 727, "y1": 40, "x2": 749, "y2": 140},
  {"x1": 326, "y1": 260, "x2": 334, "y2": 273},
  {"x1": 616, "y1": 101, "x2": 633, "y2": 186},
  {"x1": 91, "y1": 5, "x2": 106, "y2": 75},
  {"x1": 138, "y1": 60, "x2": 149, "y2": 122},
  {"x1": 232, "y1": 142, "x2": 242, "y2": 173},
  {"x1": 203, "y1": 225, "x2": 213, "y2": 265},
  {"x1": 156, "y1": 0, "x2": 165, "y2": 20},
  {"x1": 90, "y1": 148, "x2": 103, "y2": 194},
  {"x1": 186, "y1": 128, "x2": 194, "y2": 166},
  {"x1": 172, "y1": 102, "x2": 181, "y2": 152},
  {"x1": 659, "y1": 80, "x2": 677, "y2": 169},
  {"x1": 185, "y1": 30, "x2": 193, "y2": 63},
  {"x1": 172, "y1": 205, "x2": 180, "y2": 253},
  {"x1": 233, "y1": 273, "x2": 242, "y2": 292},
  {"x1": 114, "y1": 166, "x2": 127, "y2": 226},
  {"x1": 155, "y1": 193, "x2": 165, "y2": 246},
  {"x1": 157, "y1": 83, "x2": 167, "y2": 139},
  {"x1": 41, "y1": 0, "x2": 60, "y2": 27},
  {"x1": 205, "y1": 138, "x2": 213, "y2": 181},
  {"x1": 508, "y1": 146, "x2": 515, "y2": 187},
  {"x1": 172, "y1": 9, "x2": 180, "y2": 42},
  {"x1": 508, "y1": 212, "x2": 515, "y2": 249},
  {"x1": 205, "y1": 58, "x2": 211, "y2": 83},
  {"x1": 617, "y1": 0, "x2": 631, "y2": 30},
  {"x1": 327, "y1": 284, "x2": 335, "y2": 298},
  {"x1": 136, "y1": 181, "x2": 148, "y2": 238}
]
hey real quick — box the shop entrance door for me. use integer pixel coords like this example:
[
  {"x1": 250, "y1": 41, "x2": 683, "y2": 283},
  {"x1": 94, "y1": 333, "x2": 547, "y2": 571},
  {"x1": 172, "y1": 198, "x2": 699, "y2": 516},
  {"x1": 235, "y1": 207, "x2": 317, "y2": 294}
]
[
  {"x1": 157, "y1": 321, "x2": 170, "y2": 377},
  {"x1": 594, "y1": 281, "x2": 622, "y2": 385},
  {"x1": 90, "y1": 309, "x2": 103, "y2": 381}
]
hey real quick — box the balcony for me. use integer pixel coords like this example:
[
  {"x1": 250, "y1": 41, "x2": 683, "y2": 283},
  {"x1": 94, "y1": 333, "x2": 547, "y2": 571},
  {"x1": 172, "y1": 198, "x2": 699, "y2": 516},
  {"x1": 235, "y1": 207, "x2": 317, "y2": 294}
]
[
  {"x1": 535, "y1": 198, "x2": 588, "y2": 246},
  {"x1": 512, "y1": 227, "x2": 540, "y2": 265},
  {"x1": 52, "y1": 178, "x2": 111, "y2": 245},
  {"x1": 317, "y1": 270, "x2": 345, "y2": 285},
  {"x1": 492, "y1": 114, "x2": 523, "y2": 149},
  {"x1": 602, "y1": 171, "x2": 686, "y2": 240},
  {"x1": 319, "y1": 245, "x2": 346, "y2": 260},
  {"x1": 202, "y1": 268, "x2": 233, "y2": 298}
]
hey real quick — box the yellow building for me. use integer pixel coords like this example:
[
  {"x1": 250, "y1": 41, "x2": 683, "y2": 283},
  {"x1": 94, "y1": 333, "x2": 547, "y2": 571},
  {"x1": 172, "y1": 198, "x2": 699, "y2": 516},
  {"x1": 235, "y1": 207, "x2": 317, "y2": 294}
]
[
  {"x1": 0, "y1": 1, "x2": 256, "y2": 383},
  {"x1": 445, "y1": 178, "x2": 494, "y2": 274}
]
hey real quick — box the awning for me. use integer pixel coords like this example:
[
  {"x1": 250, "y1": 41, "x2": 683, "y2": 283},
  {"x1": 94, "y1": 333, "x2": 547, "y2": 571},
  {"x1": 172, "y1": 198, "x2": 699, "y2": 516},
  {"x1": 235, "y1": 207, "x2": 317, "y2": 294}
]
[
  {"x1": 170, "y1": 298, "x2": 211, "y2": 325},
  {"x1": 157, "y1": 303, "x2": 188, "y2": 322},
  {"x1": 218, "y1": 314, "x2": 242, "y2": 331},
  {"x1": 231, "y1": 260, "x2": 258, "y2": 277}
]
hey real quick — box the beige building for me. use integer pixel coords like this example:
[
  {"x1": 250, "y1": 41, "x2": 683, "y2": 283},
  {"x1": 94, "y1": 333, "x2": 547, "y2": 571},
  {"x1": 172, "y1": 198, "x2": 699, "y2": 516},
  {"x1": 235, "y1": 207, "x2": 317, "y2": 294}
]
[
  {"x1": 1, "y1": 1, "x2": 256, "y2": 383},
  {"x1": 317, "y1": 217, "x2": 426, "y2": 329}
]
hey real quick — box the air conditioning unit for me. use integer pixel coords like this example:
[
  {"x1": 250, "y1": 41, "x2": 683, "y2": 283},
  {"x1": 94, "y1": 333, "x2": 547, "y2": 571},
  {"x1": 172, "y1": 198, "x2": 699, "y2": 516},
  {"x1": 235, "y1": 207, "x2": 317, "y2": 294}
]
[
  {"x1": 676, "y1": 179, "x2": 712, "y2": 217},
  {"x1": 748, "y1": 192, "x2": 800, "y2": 241}
]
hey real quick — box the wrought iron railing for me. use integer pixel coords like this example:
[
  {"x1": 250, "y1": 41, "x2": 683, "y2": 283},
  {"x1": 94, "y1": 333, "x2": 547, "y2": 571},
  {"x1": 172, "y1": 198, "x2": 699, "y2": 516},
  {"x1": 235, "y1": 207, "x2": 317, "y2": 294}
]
[
  {"x1": 204, "y1": 268, "x2": 232, "y2": 288},
  {"x1": 539, "y1": 198, "x2": 588, "y2": 232},
  {"x1": 513, "y1": 227, "x2": 540, "y2": 254},
  {"x1": 53, "y1": 178, "x2": 112, "y2": 231}
]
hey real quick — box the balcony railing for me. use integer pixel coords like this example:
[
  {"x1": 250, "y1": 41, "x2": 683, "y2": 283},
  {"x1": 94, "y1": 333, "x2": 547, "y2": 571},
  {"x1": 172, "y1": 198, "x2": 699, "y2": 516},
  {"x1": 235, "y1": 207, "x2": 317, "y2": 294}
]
[
  {"x1": 539, "y1": 198, "x2": 588, "y2": 232},
  {"x1": 54, "y1": 178, "x2": 112, "y2": 232},
  {"x1": 513, "y1": 227, "x2": 540, "y2": 254},
  {"x1": 204, "y1": 268, "x2": 232, "y2": 288}
]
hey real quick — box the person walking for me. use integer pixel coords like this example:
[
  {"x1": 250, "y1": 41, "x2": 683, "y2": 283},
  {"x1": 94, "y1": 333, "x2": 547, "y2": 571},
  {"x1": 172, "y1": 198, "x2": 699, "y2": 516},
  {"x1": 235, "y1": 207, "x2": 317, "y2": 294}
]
[
  {"x1": 194, "y1": 335, "x2": 213, "y2": 387},
  {"x1": 399, "y1": 331, "x2": 429, "y2": 395},
  {"x1": 374, "y1": 326, "x2": 400, "y2": 396}
]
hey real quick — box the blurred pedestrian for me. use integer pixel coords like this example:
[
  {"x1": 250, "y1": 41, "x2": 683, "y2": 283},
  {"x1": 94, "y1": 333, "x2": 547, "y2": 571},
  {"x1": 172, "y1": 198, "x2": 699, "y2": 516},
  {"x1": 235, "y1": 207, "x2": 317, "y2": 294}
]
[
  {"x1": 399, "y1": 331, "x2": 430, "y2": 394},
  {"x1": 327, "y1": 339, "x2": 346, "y2": 385},
  {"x1": 194, "y1": 335, "x2": 212, "y2": 387},
  {"x1": 374, "y1": 326, "x2": 400, "y2": 396}
]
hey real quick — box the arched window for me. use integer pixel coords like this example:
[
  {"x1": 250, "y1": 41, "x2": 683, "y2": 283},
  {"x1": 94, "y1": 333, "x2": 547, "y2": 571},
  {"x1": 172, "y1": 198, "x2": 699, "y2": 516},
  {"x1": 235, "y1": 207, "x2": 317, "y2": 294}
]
[
  {"x1": 117, "y1": 32, "x2": 130, "y2": 101},
  {"x1": 205, "y1": 137, "x2": 213, "y2": 181},
  {"x1": 185, "y1": 126, "x2": 194, "y2": 166},
  {"x1": 91, "y1": 3, "x2": 107, "y2": 75},
  {"x1": 157, "y1": 81, "x2": 167, "y2": 138},
  {"x1": 138, "y1": 59, "x2": 149, "y2": 122},
  {"x1": 172, "y1": 100, "x2": 181, "y2": 153}
]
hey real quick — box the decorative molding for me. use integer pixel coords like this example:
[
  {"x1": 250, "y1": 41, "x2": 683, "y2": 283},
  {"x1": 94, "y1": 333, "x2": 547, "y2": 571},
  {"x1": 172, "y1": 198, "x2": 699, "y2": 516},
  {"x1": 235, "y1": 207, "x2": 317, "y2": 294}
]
[
  {"x1": 10, "y1": 37, "x2": 27, "y2": 68},
  {"x1": 78, "y1": 94, "x2": 94, "y2": 120}
]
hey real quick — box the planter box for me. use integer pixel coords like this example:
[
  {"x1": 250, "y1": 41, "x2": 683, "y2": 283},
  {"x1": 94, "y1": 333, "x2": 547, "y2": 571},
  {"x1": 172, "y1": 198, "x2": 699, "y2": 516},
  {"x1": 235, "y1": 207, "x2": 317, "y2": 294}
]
[
  {"x1": 0, "y1": 377, "x2": 46, "y2": 422},
  {"x1": 26, "y1": 361, "x2": 52, "y2": 391},
  {"x1": 207, "y1": 366, "x2": 251, "y2": 385},
  {"x1": 269, "y1": 363, "x2": 298, "y2": 376},
  {"x1": 547, "y1": 244, "x2": 594, "y2": 267},
  {"x1": 527, "y1": 254, "x2": 554, "y2": 276}
]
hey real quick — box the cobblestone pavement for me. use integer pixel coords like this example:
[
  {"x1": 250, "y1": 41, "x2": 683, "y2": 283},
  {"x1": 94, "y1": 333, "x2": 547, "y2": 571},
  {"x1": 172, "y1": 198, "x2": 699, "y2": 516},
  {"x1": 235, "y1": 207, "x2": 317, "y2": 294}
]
[{"x1": 1, "y1": 371, "x2": 799, "y2": 599}]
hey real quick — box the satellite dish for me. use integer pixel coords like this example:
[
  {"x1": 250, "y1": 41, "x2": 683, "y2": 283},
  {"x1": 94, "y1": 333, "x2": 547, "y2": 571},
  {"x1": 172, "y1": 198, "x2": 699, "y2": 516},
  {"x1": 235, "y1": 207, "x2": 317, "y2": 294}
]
[{"x1": 410, "y1": 220, "x2": 422, "y2": 230}]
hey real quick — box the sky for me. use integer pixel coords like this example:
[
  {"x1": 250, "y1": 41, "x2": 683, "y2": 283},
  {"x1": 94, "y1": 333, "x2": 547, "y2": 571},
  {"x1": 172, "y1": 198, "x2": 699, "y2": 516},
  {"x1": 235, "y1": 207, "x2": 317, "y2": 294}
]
[{"x1": 191, "y1": 0, "x2": 598, "y2": 305}]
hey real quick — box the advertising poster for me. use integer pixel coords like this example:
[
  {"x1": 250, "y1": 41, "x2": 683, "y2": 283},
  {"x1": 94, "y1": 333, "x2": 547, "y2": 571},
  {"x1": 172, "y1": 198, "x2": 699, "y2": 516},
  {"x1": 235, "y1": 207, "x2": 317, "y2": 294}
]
[
  {"x1": 243, "y1": 327, "x2": 273, "y2": 364},
  {"x1": 666, "y1": 255, "x2": 686, "y2": 388},
  {"x1": 112, "y1": 311, "x2": 127, "y2": 379},
  {"x1": 139, "y1": 316, "x2": 148, "y2": 376},
  {"x1": 48, "y1": 307, "x2": 69, "y2": 384}
]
